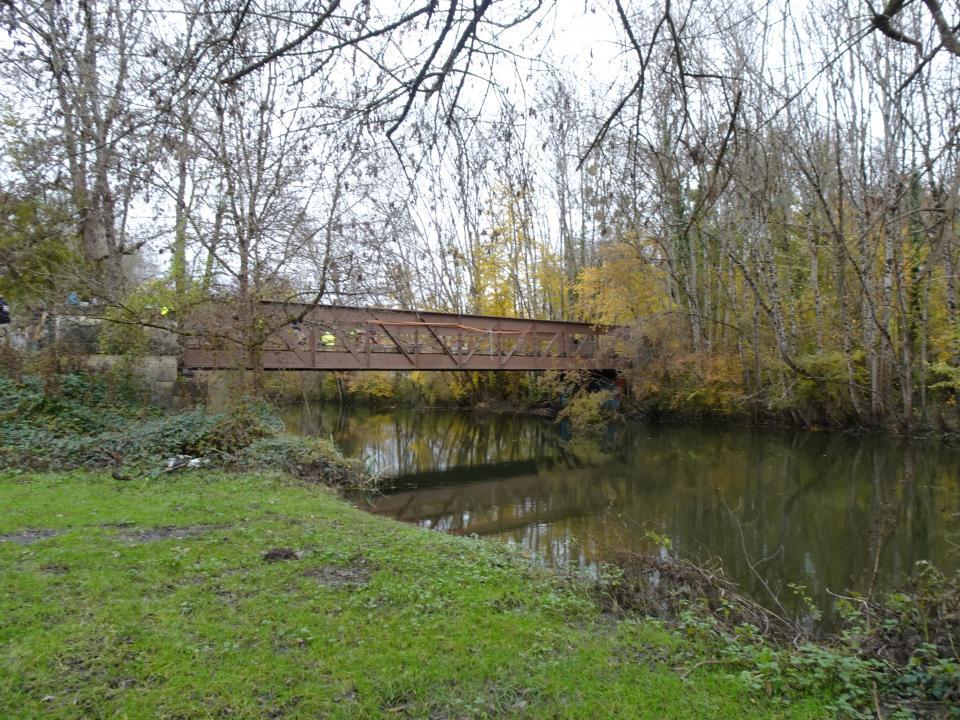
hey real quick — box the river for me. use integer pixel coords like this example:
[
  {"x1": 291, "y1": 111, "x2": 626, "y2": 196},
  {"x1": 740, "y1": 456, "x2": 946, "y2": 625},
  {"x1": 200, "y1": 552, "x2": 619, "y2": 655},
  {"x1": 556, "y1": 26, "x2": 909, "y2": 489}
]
[{"x1": 286, "y1": 404, "x2": 960, "y2": 626}]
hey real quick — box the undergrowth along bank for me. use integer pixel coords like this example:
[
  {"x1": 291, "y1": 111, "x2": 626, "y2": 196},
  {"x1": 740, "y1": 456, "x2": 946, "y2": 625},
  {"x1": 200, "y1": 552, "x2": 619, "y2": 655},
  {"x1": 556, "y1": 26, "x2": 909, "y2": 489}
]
[
  {"x1": 594, "y1": 549, "x2": 960, "y2": 718},
  {"x1": 261, "y1": 362, "x2": 960, "y2": 438},
  {"x1": 0, "y1": 372, "x2": 376, "y2": 490}
]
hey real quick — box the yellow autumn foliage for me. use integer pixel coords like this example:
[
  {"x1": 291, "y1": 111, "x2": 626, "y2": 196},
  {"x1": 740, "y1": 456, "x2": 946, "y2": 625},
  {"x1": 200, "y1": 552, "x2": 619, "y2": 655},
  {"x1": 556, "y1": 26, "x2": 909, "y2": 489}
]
[{"x1": 574, "y1": 241, "x2": 676, "y2": 325}]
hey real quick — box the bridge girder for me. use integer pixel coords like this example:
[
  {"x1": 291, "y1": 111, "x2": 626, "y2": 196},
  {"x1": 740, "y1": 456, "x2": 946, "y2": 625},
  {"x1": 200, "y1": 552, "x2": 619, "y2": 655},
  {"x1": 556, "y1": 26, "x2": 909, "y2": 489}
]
[{"x1": 181, "y1": 302, "x2": 628, "y2": 372}]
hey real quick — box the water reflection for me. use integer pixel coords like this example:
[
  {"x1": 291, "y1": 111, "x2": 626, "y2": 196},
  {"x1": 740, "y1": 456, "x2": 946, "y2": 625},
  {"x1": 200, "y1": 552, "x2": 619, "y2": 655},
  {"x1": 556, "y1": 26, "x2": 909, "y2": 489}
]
[{"x1": 287, "y1": 405, "x2": 960, "y2": 623}]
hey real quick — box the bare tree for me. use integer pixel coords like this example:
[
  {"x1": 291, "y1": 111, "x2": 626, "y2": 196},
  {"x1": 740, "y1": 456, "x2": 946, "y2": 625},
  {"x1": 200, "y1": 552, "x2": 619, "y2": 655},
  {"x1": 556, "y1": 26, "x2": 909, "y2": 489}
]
[{"x1": 1, "y1": 0, "x2": 168, "y2": 296}]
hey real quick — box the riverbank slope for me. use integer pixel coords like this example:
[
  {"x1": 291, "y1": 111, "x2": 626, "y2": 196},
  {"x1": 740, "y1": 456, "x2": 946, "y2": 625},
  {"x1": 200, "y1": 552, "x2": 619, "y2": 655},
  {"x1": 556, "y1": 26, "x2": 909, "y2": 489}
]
[{"x1": 0, "y1": 470, "x2": 831, "y2": 719}]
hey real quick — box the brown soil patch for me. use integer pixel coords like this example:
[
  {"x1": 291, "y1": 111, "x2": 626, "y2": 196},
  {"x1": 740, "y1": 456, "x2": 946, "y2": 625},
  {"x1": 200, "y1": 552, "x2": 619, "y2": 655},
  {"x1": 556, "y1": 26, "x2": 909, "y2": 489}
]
[
  {"x1": 116, "y1": 524, "x2": 226, "y2": 543},
  {"x1": 262, "y1": 547, "x2": 301, "y2": 562},
  {"x1": 0, "y1": 529, "x2": 60, "y2": 545},
  {"x1": 303, "y1": 563, "x2": 372, "y2": 588}
]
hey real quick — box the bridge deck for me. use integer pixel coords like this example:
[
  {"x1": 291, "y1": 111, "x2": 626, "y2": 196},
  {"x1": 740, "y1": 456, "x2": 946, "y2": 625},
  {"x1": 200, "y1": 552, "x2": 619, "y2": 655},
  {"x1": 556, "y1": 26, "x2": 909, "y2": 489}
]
[{"x1": 181, "y1": 302, "x2": 626, "y2": 371}]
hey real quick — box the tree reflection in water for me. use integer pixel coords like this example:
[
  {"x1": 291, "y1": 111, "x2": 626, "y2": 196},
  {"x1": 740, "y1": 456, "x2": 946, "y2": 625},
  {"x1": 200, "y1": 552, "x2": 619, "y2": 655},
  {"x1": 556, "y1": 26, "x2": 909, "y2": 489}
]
[{"x1": 286, "y1": 404, "x2": 960, "y2": 625}]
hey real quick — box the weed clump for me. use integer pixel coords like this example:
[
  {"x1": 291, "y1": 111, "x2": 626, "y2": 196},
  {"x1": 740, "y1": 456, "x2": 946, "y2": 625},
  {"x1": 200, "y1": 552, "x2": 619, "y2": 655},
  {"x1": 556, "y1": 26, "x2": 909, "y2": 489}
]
[
  {"x1": 593, "y1": 548, "x2": 960, "y2": 718},
  {"x1": 595, "y1": 548, "x2": 795, "y2": 637},
  {"x1": 237, "y1": 435, "x2": 376, "y2": 490}
]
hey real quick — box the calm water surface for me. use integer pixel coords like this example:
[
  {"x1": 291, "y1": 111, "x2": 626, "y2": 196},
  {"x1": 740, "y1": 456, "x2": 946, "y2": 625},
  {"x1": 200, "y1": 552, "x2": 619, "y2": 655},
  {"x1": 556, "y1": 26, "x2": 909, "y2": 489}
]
[{"x1": 287, "y1": 405, "x2": 960, "y2": 623}]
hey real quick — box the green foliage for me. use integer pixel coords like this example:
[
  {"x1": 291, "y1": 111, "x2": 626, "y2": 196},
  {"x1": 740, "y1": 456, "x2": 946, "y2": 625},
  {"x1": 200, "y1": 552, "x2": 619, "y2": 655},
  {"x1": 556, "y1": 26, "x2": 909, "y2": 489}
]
[
  {"x1": 677, "y1": 371, "x2": 742, "y2": 419},
  {"x1": 0, "y1": 372, "x2": 142, "y2": 434},
  {"x1": 208, "y1": 396, "x2": 285, "y2": 455},
  {"x1": 558, "y1": 389, "x2": 617, "y2": 431},
  {"x1": 99, "y1": 278, "x2": 191, "y2": 355},
  {"x1": 619, "y1": 338, "x2": 751, "y2": 423},
  {"x1": 261, "y1": 367, "x2": 550, "y2": 411},
  {"x1": 0, "y1": 401, "x2": 223, "y2": 470},
  {"x1": 733, "y1": 638, "x2": 883, "y2": 718},
  {"x1": 0, "y1": 193, "x2": 78, "y2": 303},
  {"x1": 927, "y1": 361, "x2": 960, "y2": 403},
  {"x1": 237, "y1": 435, "x2": 377, "y2": 490},
  {"x1": 291, "y1": 370, "x2": 503, "y2": 408},
  {"x1": 405, "y1": 370, "x2": 470, "y2": 405},
  {"x1": 343, "y1": 371, "x2": 397, "y2": 403},
  {"x1": 833, "y1": 561, "x2": 960, "y2": 711},
  {"x1": 792, "y1": 351, "x2": 866, "y2": 425},
  {"x1": 534, "y1": 369, "x2": 571, "y2": 400},
  {"x1": 595, "y1": 548, "x2": 960, "y2": 718},
  {"x1": 0, "y1": 372, "x2": 370, "y2": 487}
]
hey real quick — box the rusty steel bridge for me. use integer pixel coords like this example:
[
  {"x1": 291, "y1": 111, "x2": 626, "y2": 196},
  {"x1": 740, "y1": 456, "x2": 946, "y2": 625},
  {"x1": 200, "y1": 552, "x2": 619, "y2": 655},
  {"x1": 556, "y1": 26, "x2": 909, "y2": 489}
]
[{"x1": 181, "y1": 302, "x2": 627, "y2": 372}]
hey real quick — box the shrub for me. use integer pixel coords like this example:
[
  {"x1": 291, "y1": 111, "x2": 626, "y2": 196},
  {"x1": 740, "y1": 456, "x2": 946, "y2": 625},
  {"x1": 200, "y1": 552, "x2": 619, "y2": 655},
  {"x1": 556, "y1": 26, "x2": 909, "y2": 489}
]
[
  {"x1": 674, "y1": 354, "x2": 745, "y2": 420},
  {"x1": 557, "y1": 389, "x2": 617, "y2": 431},
  {"x1": 791, "y1": 351, "x2": 867, "y2": 425},
  {"x1": 236, "y1": 435, "x2": 377, "y2": 491},
  {"x1": 0, "y1": 405, "x2": 221, "y2": 470},
  {"x1": 206, "y1": 396, "x2": 285, "y2": 455},
  {"x1": 0, "y1": 372, "x2": 142, "y2": 434}
]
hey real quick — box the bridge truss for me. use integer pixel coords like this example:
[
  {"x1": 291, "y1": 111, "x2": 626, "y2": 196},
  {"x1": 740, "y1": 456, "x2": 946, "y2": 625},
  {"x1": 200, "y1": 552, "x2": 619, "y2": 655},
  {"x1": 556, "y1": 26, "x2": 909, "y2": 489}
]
[{"x1": 181, "y1": 302, "x2": 627, "y2": 371}]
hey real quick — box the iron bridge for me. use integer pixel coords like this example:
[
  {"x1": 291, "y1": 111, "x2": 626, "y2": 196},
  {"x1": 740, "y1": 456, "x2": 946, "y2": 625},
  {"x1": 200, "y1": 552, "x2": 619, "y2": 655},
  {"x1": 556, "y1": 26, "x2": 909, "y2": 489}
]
[{"x1": 181, "y1": 302, "x2": 627, "y2": 372}]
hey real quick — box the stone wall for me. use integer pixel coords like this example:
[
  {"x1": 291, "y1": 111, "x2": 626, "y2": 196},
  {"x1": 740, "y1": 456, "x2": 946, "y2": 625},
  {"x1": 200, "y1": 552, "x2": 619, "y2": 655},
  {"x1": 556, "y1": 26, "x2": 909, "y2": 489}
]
[{"x1": 82, "y1": 355, "x2": 178, "y2": 408}]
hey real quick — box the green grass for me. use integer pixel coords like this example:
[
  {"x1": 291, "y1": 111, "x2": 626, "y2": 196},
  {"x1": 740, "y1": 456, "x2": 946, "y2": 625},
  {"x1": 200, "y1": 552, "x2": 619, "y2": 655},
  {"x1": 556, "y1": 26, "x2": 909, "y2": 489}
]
[{"x1": 0, "y1": 471, "x2": 831, "y2": 719}]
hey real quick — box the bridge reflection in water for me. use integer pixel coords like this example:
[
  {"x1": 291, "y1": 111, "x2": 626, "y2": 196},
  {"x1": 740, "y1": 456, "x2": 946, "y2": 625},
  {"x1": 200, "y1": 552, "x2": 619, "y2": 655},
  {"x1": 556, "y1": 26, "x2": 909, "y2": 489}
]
[{"x1": 287, "y1": 405, "x2": 960, "y2": 626}]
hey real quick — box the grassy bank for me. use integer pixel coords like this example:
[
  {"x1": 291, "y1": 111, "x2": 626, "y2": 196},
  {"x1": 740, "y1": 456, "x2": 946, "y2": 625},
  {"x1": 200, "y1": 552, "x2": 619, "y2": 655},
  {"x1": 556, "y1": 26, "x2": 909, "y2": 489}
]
[{"x1": 0, "y1": 470, "x2": 835, "y2": 719}]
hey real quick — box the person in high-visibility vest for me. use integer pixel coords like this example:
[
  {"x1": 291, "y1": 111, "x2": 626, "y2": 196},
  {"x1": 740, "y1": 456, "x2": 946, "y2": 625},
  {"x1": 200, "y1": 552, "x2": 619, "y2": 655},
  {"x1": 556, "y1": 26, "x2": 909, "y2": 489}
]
[
  {"x1": 0, "y1": 296, "x2": 9, "y2": 347},
  {"x1": 320, "y1": 331, "x2": 336, "y2": 347}
]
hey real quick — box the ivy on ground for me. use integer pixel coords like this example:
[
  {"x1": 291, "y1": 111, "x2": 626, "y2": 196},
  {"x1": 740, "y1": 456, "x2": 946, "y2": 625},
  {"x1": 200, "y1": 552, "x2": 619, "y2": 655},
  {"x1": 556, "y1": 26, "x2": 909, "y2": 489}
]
[{"x1": 0, "y1": 372, "x2": 377, "y2": 491}]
